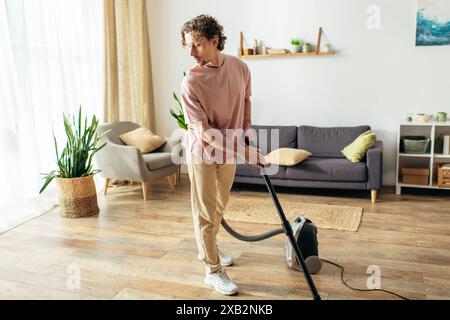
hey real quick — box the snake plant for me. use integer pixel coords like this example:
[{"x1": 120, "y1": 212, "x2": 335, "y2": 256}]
[{"x1": 39, "y1": 106, "x2": 109, "y2": 194}]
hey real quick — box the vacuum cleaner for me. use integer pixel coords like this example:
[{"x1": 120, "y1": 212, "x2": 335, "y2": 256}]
[{"x1": 221, "y1": 165, "x2": 322, "y2": 300}]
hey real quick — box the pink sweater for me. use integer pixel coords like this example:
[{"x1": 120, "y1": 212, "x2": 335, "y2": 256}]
[{"x1": 181, "y1": 53, "x2": 252, "y2": 164}]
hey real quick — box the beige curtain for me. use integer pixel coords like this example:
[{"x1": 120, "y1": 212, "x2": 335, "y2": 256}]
[{"x1": 104, "y1": 0, "x2": 155, "y2": 130}]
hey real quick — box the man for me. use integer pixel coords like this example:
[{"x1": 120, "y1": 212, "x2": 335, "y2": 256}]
[{"x1": 180, "y1": 14, "x2": 265, "y2": 296}]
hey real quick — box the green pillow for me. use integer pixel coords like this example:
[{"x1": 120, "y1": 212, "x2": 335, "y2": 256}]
[{"x1": 341, "y1": 130, "x2": 376, "y2": 163}]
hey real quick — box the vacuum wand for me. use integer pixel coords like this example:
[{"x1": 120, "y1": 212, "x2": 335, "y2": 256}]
[
  {"x1": 227, "y1": 140, "x2": 321, "y2": 299},
  {"x1": 260, "y1": 165, "x2": 322, "y2": 301}
]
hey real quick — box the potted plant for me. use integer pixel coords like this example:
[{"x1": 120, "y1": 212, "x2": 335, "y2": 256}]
[
  {"x1": 169, "y1": 92, "x2": 188, "y2": 130},
  {"x1": 39, "y1": 106, "x2": 109, "y2": 218},
  {"x1": 168, "y1": 72, "x2": 189, "y2": 163},
  {"x1": 291, "y1": 38, "x2": 303, "y2": 53},
  {"x1": 169, "y1": 72, "x2": 188, "y2": 130}
]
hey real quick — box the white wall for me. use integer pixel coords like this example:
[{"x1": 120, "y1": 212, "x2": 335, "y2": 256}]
[{"x1": 147, "y1": 0, "x2": 450, "y2": 186}]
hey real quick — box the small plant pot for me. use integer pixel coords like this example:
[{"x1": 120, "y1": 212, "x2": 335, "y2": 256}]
[
  {"x1": 302, "y1": 43, "x2": 312, "y2": 53},
  {"x1": 291, "y1": 45, "x2": 302, "y2": 53},
  {"x1": 56, "y1": 175, "x2": 99, "y2": 218}
]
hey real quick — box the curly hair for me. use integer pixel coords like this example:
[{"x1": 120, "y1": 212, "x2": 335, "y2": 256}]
[{"x1": 181, "y1": 15, "x2": 227, "y2": 51}]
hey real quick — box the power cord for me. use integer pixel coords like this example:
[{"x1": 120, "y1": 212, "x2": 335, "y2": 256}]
[{"x1": 320, "y1": 258, "x2": 410, "y2": 300}]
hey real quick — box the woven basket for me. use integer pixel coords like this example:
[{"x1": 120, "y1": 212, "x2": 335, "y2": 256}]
[
  {"x1": 56, "y1": 175, "x2": 99, "y2": 218},
  {"x1": 400, "y1": 136, "x2": 430, "y2": 154}
]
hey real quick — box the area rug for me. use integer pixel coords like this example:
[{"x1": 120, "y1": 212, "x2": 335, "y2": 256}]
[{"x1": 225, "y1": 196, "x2": 363, "y2": 232}]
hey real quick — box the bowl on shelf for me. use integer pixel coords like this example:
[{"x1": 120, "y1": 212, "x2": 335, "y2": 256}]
[
  {"x1": 415, "y1": 113, "x2": 433, "y2": 123},
  {"x1": 400, "y1": 135, "x2": 431, "y2": 154}
]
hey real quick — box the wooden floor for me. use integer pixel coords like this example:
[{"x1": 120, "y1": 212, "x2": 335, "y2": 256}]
[{"x1": 0, "y1": 174, "x2": 449, "y2": 300}]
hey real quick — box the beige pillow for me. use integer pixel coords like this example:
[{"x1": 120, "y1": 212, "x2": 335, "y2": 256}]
[
  {"x1": 119, "y1": 127, "x2": 166, "y2": 154},
  {"x1": 264, "y1": 148, "x2": 312, "y2": 166}
]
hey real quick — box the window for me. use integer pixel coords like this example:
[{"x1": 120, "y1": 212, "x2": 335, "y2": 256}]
[{"x1": 0, "y1": 0, "x2": 104, "y2": 232}]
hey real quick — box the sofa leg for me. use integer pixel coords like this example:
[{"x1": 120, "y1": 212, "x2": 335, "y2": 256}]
[
  {"x1": 167, "y1": 174, "x2": 176, "y2": 191},
  {"x1": 142, "y1": 182, "x2": 149, "y2": 201},
  {"x1": 176, "y1": 167, "x2": 181, "y2": 186},
  {"x1": 371, "y1": 189, "x2": 378, "y2": 203},
  {"x1": 103, "y1": 178, "x2": 110, "y2": 195}
]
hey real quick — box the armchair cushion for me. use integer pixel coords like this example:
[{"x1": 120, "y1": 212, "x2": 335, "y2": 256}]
[
  {"x1": 119, "y1": 127, "x2": 166, "y2": 154},
  {"x1": 142, "y1": 152, "x2": 174, "y2": 171}
]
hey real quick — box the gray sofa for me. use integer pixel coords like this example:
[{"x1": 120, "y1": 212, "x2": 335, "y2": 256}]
[{"x1": 234, "y1": 125, "x2": 383, "y2": 203}]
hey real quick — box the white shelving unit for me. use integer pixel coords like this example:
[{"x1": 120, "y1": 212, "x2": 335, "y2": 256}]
[{"x1": 396, "y1": 121, "x2": 450, "y2": 195}]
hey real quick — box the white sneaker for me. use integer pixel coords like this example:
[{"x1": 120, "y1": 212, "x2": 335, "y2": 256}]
[
  {"x1": 197, "y1": 249, "x2": 234, "y2": 267},
  {"x1": 218, "y1": 249, "x2": 234, "y2": 266},
  {"x1": 204, "y1": 268, "x2": 239, "y2": 296}
]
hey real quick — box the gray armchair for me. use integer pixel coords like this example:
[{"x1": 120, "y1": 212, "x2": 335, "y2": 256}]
[{"x1": 95, "y1": 121, "x2": 181, "y2": 201}]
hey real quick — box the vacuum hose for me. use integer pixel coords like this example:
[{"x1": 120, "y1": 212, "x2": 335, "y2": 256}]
[
  {"x1": 221, "y1": 217, "x2": 284, "y2": 242},
  {"x1": 219, "y1": 143, "x2": 285, "y2": 242}
]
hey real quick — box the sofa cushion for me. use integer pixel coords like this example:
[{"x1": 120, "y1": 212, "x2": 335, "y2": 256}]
[
  {"x1": 236, "y1": 163, "x2": 286, "y2": 179},
  {"x1": 342, "y1": 130, "x2": 376, "y2": 162},
  {"x1": 251, "y1": 125, "x2": 298, "y2": 154},
  {"x1": 297, "y1": 125, "x2": 370, "y2": 158},
  {"x1": 265, "y1": 148, "x2": 311, "y2": 166},
  {"x1": 142, "y1": 152, "x2": 174, "y2": 170},
  {"x1": 286, "y1": 158, "x2": 367, "y2": 182}
]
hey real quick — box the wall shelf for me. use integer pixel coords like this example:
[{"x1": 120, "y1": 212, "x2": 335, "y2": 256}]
[
  {"x1": 238, "y1": 27, "x2": 334, "y2": 60},
  {"x1": 239, "y1": 52, "x2": 335, "y2": 59}
]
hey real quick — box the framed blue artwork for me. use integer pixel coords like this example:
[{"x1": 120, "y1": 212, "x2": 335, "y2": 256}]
[{"x1": 416, "y1": 0, "x2": 450, "y2": 46}]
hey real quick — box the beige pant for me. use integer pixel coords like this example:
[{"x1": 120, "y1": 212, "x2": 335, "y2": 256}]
[{"x1": 187, "y1": 153, "x2": 237, "y2": 274}]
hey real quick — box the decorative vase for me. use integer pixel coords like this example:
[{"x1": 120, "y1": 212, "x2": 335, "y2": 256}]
[
  {"x1": 253, "y1": 39, "x2": 260, "y2": 55},
  {"x1": 260, "y1": 40, "x2": 267, "y2": 55},
  {"x1": 323, "y1": 44, "x2": 333, "y2": 53},
  {"x1": 56, "y1": 175, "x2": 99, "y2": 218}
]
